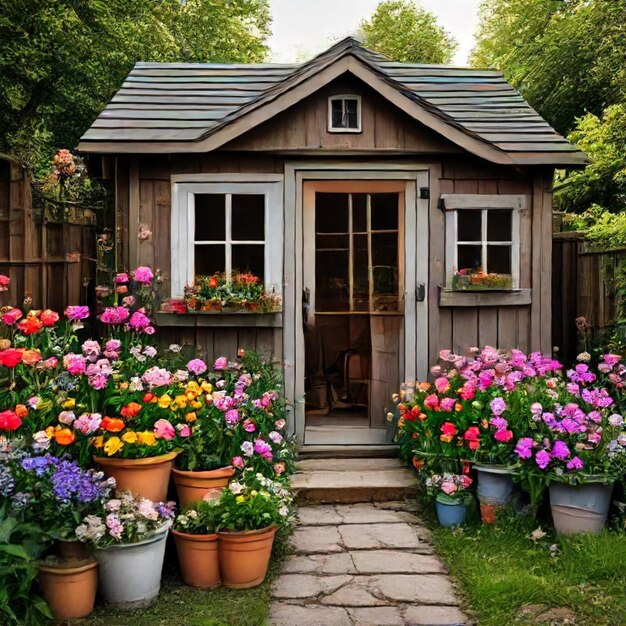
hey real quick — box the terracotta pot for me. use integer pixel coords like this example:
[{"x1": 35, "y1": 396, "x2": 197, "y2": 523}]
[
  {"x1": 93, "y1": 452, "x2": 177, "y2": 502},
  {"x1": 172, "y1": 466, "x2": 234, "y2": 508},
  {"x1": 56, "y1": 539, "x2": 91, "y2": 561},
  {"x1": 173, "y1": 530, "x2": 220, "y2": 588},
  {"x1": 480, "y1": 502, "x2": 502, "y2": 524},
  {"x1": 38, "y1": 559, "x2": 98, "y2": 620},
  {"x1": 218, "y1": 526, "x2": 276, "y2": 589}
]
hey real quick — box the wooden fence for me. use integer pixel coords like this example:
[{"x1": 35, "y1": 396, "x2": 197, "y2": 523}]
[
  {"x1": 552, "y1": 229, "x2": 625, "y2": 364},
  {"x1": 0, "y1": 156, "x2": 97, "y2": 311}
]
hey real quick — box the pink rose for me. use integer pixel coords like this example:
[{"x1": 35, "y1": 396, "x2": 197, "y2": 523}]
[
  {"x1": 275, "y1": 419, "x2": 286, "y2": 430},
  {"x1": 114, "y1": 273, "x2": 129, "y2": 284},
  {"x1": 440, "y1": 481, "x2": 457, "y2": 495},
  {"x1": 231, "y1": 456, "x2": 245, "y2": 469},
  {"x1": 154, "y1": 419, "x2": 175, "y2": 441},
  {"x1": 213, "y1": 356, "x2": 228, "y2": 370},
  {"x1": 434, "y1": 377, "x2": 450, "y2": 394},
  {"x1": 187, "y1": 359, "x2": 207, "y2": 375},
  {"x1": 132, "y1": 266, "x2": 154, "y2": 284}
]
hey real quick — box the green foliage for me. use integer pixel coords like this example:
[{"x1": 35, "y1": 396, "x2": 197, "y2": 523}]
[
  {"x1": 174, "y1": 500, "x2": 220, "y2": 535},
  {"x1": 472, "y1": 0, "x2": 626, "y2": 134},
  {"x1": 359, "y1": 0, "x2": 458, "y2": 64},
  {"x1": 0, "y1": 0, "x2": 270, "y2": 167}
]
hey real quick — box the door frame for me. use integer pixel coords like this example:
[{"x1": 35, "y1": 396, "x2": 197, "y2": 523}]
[{"x1": 283, "y1": 161, "x2": 430, "y2": 444}]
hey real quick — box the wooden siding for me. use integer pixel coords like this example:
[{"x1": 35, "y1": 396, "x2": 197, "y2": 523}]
[{"x1": 224, "y1": 77, "x2": 461, "y2": 154}]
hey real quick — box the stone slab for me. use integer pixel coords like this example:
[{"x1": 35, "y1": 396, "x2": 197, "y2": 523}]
[
  {"x1": 271, "y1": 574, "x2": 352, "y2": 600},
  {"x1": 404, "y1": 605, "x2": 469, "y2": 625},
  {"x1": 292, "y1": 469, "x2": 417, "y2": 490},
  {"x1": 338, "y1": 503, "x2": 421, "y2": 525},
  {"x1": 320, "y1": 578, "x2": 389, "y2": 607},
  {"x1": 291, "y1": 526, "x2": 344, "y2": 554},
  {"x1": 371, "y1": 574, "x2": 461, "y2": 605},
  {"x1": 348, "y1": 606, "x2": 405, "y2": 625},
  {"x1": 269, "y1": 603, "x2": 352, "y2": 626},
  {"x1": 298, "y1": 505, "x2": 344, "y2": 526},
  {"x1": 338, "y1": 523, "x2": 425, "y2": 551},
  {"x1": 350, "y1": 550, "x2": 447, "y2": 574},
  {"x1": 296, "y1": 458, "x2": 405, "y2": 472},
  {"x1": 282, "y1": 553, "x2": 356, "y2": 575}
]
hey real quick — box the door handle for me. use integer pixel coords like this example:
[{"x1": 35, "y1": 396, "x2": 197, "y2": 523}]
[
  {"x1": 416, "y1": 283, "x2": 426, "y2": 302},
  {"x1": 302, "y1": 287, "x2": 310, "y2": 326}
]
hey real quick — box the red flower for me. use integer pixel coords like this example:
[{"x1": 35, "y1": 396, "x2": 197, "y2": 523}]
[
  {"x1": 0, "y1": 410, "x2": 21, "y2": 431},
  {"x1": 17, "y1": 315, "x2": 43, "y2": 336},
  {"x1": 441, "y1": 422, "x2": 458, "y2": 437},
  {"x1": 0, "y1": 349, "x2": 22, "y2": 368},
  {"x1": 463, "y1": 426, "x2": 480, "y2": 451},
  {"x1": 101, "y1": 417, "x2": 125, "y2": 432},
  {"x1": 40, "y1": 309, "x2": 60, "y2": 327},
  {"x1": 208, "y1": 276, "x2": 219, "y2": 289},
  {"x1": 0, "y1": 275, "x2": 9, "y2": 292},
  {"x1": 1, "y1": 308, "x2": 22, "y2": 325},
  {"x1": 121, "y1": 402, "x2": 142, "y2": 419}
]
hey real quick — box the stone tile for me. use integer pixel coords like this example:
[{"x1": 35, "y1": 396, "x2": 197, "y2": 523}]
[
  {"x1": 336, "y1": 503, "x2": 420, "y2": 524},
  {"x1": 349, "y1": 606, "x2": 405, "y2": 625},
  {"x1": 350, "y1": 550, "x2": 447, "y2": 574},
  {"x1": 291, "y1": 526, "x2": 344, "y2": 554},
  {"x1": 298, "y1": 505, "x2": 343, "y2": 526},
  {"x1": 376, "y1": 499, "x2": 421, "y2": 512},
  {"x1": 338, "y1": 523, "x2": 424, "y2": 550},
  {"x1": 371, "y1": 574, "x2": 461, "y2": 605},
  {"x1": 269, "y1": 602, "x2": 352, "y2": 626},
  {"x1": 291, "y1": 469, "x2": 417, "y2": 490},
  {"x1": 321, "y1": 578, "x2": 389, "y2": 607},
  {"x1": 282, "y1": 553, "x2": 356, "y2": 575},
  {"x1": 271, "y1": 574, "x2": 352, "y2": 600},
  {"x1": 297, "y1": 458, "x2": 405, "y2": 472},
  {"x1": 404, "y1": 605, "x2": 469, "y2": 625}
]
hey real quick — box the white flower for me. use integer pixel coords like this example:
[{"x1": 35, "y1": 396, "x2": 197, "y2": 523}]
[
  {"x1": 169, "y1": 344, "x2": 182, "y2": 353},
  {"x1": 577, "y1": 352, "x2": 591, "y2": 362},
  {"x1": 229, "y1": 481, "x2": 244, "y2": 495},
  {"x1": 143, "y1": 346, "x2": 157, "y2": 358},
  {"x1": 129, "y1": 376, "x2": 144, "y2": 392},
  {"x1": 279, "y1": 506, "x2": 289, "y2": 517}
]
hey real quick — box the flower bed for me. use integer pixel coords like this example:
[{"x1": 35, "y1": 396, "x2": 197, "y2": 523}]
[{"x1": 0, "y1": 268, "x2": 295, "y2": 623}]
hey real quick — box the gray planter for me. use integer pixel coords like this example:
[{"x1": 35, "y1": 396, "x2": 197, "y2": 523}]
[
  {"x1": 475, "y1": 464, "x2": 516, "y2": 505},
  {"x1": 549, "y1": 481, "x2": 614, "y2": 535},
  {"x1": 95, "y1": 524, "x2": 170, "y2": 609}
]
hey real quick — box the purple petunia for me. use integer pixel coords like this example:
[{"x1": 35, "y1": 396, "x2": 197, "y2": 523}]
[
  {"x1": 566, "y1": 456, "x2": 584, "y2": 471},
  {"x1": 551, "y1": 440, "x2": 570, "y2": 460},
  {"x1": 535, "y1": 450, "x2": 551, "y2": 469},
  {"x1": 514, "y1": 437, "x2": 535, "y2": 459}
]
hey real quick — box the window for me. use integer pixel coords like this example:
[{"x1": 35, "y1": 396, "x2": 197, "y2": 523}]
[
  {"x1": 171, "y1": 178, "x2": 283, "y2": 298},
  {"x1": 443, "y1": 194, "x2": 524, "y2": 291},
  {"x1": 328, "y1": 95, "x2": 361, "y2": 133}
]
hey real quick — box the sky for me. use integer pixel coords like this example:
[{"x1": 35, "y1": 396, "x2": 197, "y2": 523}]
[{"x1": 268, "y1": 0, "x2": 482, "y2": 65}]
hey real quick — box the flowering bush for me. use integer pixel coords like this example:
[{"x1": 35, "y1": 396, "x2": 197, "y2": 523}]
[
  {"x1": 75, "y1": 491, "x2": 175, "y2": 547},
  {"x1": 217, "y1": 469, "x2": 293, "y2": 532},
  {"x1": 174, "y1": 498, "x2": 220, "y2": 535},
  {"x1": 0, "y1": 454, "x2": 115, "y2": 540},
  {"x1": 426, "y1": 473, "x2": 473, "y2": 504}
]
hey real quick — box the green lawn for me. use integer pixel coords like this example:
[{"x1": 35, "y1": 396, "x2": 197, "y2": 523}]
[
  {"x1": 81, "y1": 529, "x2": 289, "y2": 626},
  {"x1": 433, "y1": 513, "x2": 626, "y2": 626}
]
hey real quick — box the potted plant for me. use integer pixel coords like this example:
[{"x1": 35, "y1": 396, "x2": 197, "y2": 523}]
[
  {"x1": 76, "y1": 492, "x2": 176, "y2": 608},
  {"x1": 426, "y1": 473, "x2": 473, "y2": 527},
  {"x1": 216, "y1": 470, "x2": 292, "y2": 588},
  {"x1": 172, "y1": 496, "x2": 221, "y2": 588}
]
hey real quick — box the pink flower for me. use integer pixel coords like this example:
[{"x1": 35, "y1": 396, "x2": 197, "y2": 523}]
[
  {"x1": 243, "y1": 419, "x2": 257, "y2": 432},
  {"x1": 225, "y1": 409, "x2": 240, "y2": 425},
  {"x1": 566, "y1": 456, "x2": 584, "y2": 471},
  {"x1": 269, "y1": 431, "x2": 283, "y2": 443},
  {"x1": 40, "y1": 356, "x2": 58, "y2": 370},
  {"x1": 490, "y1": 397, "x2": 507, "y2": 416},
  {"x1": 129, "y1": 309, "x2": 151, "y2": 330},
  {"x1": 231, "y1": 456, "x2": 245, "y2": 469},
  {"x1": 213, "y1": 356, "x2": 228, "y2": 370},
  {"x1": 440, "y1": 397, "x2": 456, "y2": 412},
  {"x1": 65, "y1": 305, "x2": 90, "y2": 321},
  {"x1": 423, "y1": 394, "x2": 439, "y2": 410},
  {"x1": 535, "y1": 450, "x2": 551, "y2": 469},
  {"x1": 254, "y1": 438, "x2": 272, "y2": 459},
  {"x1": 154, "y1": 419, "x2": 175, "y2": 440},
  {"x1": 494, "y1": 429, "x2": 513, "y2": 443},
  {"x1": 187, "y1": 359, "x2": 207, "y2": 375},
  {"x1": 133, "y1": 266, "x2": 154, "y2": 284},
  {"x1": 275, "y1": 419, "x2": 286, "y2": 430},
  {"x1": 114, "y1": 273, "x2": 129, "y2": 284},
  {"x1": 99, "y1": 306, "x2": 130, "y2": 325},
  {"x1": 63, "y1": 353, "x2": 86, "y2": 375},
  {"x1": 74, "y1": 413, "x2": 102, "y2": 435},
  {"x1": 144, "y1": 326, "x2": 155, "y2": 335},
  {"x1": 434, "y1": 377, "x2": 450, "y2": 394},
  {"x1": 105, "y1": 339, "x2": 122, "y2": 353},
  {"x1": 142, "y1": 366, "x2": 172, "y2": 387},
  {"x1": 0, "y1": 274, "x2": 10, "y2": 291},
  {"x1": 82, "y1": 340, "x2": 101, "y2": 361},
  {"x1": 122, "y1": 295, "x2": 135, "y2": 307},
  {"x1": 440, "y1": 481, "x2": 457, "y2": 495},
  {"x1": 58, "y1": 411, "x2": 76, "y2": 425},
  {"x1": 177, "y1": 424, "x2": 191, "y2": 437}
]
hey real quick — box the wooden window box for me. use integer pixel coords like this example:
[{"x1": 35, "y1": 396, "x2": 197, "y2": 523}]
[
  {"x1": 438, "y1": 287, "x2": 531, "y2": 307},
  {"x1": 155, "y1": 312, "x2": 283, "y2": 328}
]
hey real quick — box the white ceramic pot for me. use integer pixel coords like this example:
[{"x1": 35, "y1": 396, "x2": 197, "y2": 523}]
[{"x1": 95, "y1": 523, "x2": 170, "y2": 609}]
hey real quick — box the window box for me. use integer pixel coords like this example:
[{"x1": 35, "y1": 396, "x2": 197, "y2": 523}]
[
  {"x1": 439, "y1": 286, "x2": 531, "y2": 308},
  {"x1": 155, "y1": 312, "x2": 283, "y2": 328},
  {"x1": 451, "y1": 271, "x2": 513, "y2": 291}
]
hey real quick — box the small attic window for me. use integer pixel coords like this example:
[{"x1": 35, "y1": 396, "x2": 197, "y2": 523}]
[{"x1": 328, "y1": 95, "x2": 361, "y2": 133}]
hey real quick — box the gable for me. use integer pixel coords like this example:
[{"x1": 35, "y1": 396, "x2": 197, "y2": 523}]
[{"x1": 223, "y1": 74, "x2": 462, "y2": 154}]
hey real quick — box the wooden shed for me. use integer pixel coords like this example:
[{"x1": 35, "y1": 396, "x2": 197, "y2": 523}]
[{"x1": 78, "y1": 38, "x2": 587, "y2": 448}]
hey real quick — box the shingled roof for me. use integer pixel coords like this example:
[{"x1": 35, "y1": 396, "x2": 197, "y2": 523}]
[{"x1": 78, "y1": 38, "x2": 587, "y2": 166}]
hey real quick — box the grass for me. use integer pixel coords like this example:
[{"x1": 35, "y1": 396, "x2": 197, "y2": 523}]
[
  {"x1": 432, "y1": 511, "x2": 626, "y2": 626},
  {"x1": 80, "y1": 528, "x2": 290, "y2": 626}
]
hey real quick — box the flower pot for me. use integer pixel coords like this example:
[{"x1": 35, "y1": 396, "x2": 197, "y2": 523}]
[
  {"x1": 56, "y1": 539, "x2": 91, "y2": 561},
  {"x1": 435, "y1": 499, "x2": 467, "y2": 527},
  {"x1": 479, "y1": 502, "x2": 501, "y2": 524},
  {"x1": 549, "y1": 481, "x2": 614, "y2": 535},
  {"x1": 475, "y1": 464, "x2": 516, "y2": 506},
  {"x1": 172, "y1": 530, "x2": 220, "y2": 589},
  {"x1": 38, "y1": 559, "x2": 98, "y2": 620},
  {"x1": 95, "y1": 524, "x2": 169, "y2": 609},
  {"x1": 218, "y1": 526, "x2": 276, "y2": 589},
  {"x1": 94, "y1": 452, "x2": 177, "y2": 502},
  {"x1": 172, "y1": 466, "x2": 235, "y2": 508}
]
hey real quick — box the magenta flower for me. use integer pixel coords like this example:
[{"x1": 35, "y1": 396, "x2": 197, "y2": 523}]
[
  {"x1": 129, "y1": 309, "x2": 151, "y2": 331},
  {"x1": 551, "y1": 440, "x2": 570, "y2": 459},
  {"x1": 133, "y1": 266, "x2": 154, "y2": 284},
  {"x1": 231, "y1": 456, "x2": 245, "y2": 469},
  {"x1": 99, "y1": 306, "x2": 130, "y2": 325},
  {"x1": 440, "y1": 397, "x2": 456, "y2": 412},
  {"x1": 566, "y1": 456, "x2": 584, "y2": 471},
  {"x1": 65, "y1": 305, "x2": 90, "y2": 321},
  {"x1": 213, "y1": 356, "x2": 228, "y2": 370},
  {"x1": 177, "y1": 424, "x2": 191, "y2": 437},
  {"x1": 490, "y1": 416, "x2": 508, "y2": 431},
  {"x1": 187, "y1": 359, "x2": 207, "y2": 375},
  {"x1": 535, "y1": 450, "x2": 551, "y2": 469},
  {"x1": 114, "y1": 273, "x2": 129, "y2": 284},
  {"x1": 63, "y1": 353, "x2": 86, "y2": 375},
  {"x1": 434, "y1": 377, "x2": 450, "y2": 394},
  {"x1": 154, "y1": 419, "x2": 175, "y2": 441},
  {"x1": 243, "y1": 419, "x2": 257, "y2": 433},
  {"x1": 494, "y1": 429, "x2": 513, "y2": 443},
  {"x1": 514, "y1": 437, "x2": 534, "y2": 459},
  {"x1": 224, "y1": 409, "x2": 240, "y2": 425}
]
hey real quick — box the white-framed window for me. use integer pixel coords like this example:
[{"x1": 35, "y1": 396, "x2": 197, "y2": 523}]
[
  {"x1": 443, "y1": 194, "x2": 525, "y2": 290},
  {"x1": 170, "y1": 176, "x2": 283, "y2": 298},
  {"x1": 328, "y1": 95, "x2": 362, "y2": 133}
]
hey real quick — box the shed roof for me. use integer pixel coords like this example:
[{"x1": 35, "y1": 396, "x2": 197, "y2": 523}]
[{"x1": 79, "y1": 38, "x2": 587, "y2": 166}]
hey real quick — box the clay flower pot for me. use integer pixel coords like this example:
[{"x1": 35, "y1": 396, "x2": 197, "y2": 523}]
[
  {"x1": 93, "y1": 452, "x2": 177, "y2": 502},
  {"x1": 56, "y1": 539, "x2": 91, "y2": 561},
  {"x1": 38, "y1": 559, "x2": 98, "y2": 620},
  {"x1": 549, "y1": 481, "x2": 614, "y2": 534},
  {"x1": 218, "y1": 526, "x2": 276, "y2": 589},
  {"x1": 172, "y1": 530, "x2": 220, "y2": 588},
  {"x1": 172, "y1": 466, "x2": 235, "y2": 508}
]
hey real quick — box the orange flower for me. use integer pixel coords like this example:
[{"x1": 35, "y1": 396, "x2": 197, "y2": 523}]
[
  {"x1": 417, "y1": 382, "x2": 431, "y2": 392},
  {"x1": 185, "y1": 412, "x2": 197, "y2": 423},
  {"x1": 121, "y1": 402, "x2": 142, "y2": 419},
  {"x1": 143, "y1": 392, "x2": 155, "y2": 403},
  {"x1": 55, "y1": 428, "x2": 75, "y2": 445},
  {"x1": 16, "y1": 314, "x2": 43, "y2": 336},
  {"x1": 418, "y1": 412, "x2": 427, "y2": 422},
  {"x1": 102, "y1": 417, "x2": 125, "y2": 432},
  {"x1": 14, "y1": 404, "x2": 28, "y2": 418},
  {"x1": 21, "y1": 349, "x2": 42, "y2": 366},
  {"x1": 412, "y1": 456, "x2": 424, "y2": 470},
  {"x1": 454, "y1": 403, "x2": 463, "y2": 412}
]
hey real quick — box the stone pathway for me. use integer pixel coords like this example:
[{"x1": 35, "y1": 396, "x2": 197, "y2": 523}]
[{"x1": 270, "y1": 459, "x2": 469, "y2": 625}]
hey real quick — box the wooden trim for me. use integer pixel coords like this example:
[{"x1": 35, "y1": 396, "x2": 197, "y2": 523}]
[
  {"x1": 155, "y1": 312, "x2": 282, "y2": 327},
  {"x1": 301, "y1": 180, "x2": 408, "y2": 193},
  {"x1": 170, "y1": 173, "x2": 283, "y2": 183},
  {"x1": 441, "y1": 193, "x2": 527, "y2": 210},
  {"x1": 327, "y1": 94, "x2": 362, "y2": 133},
  {"x1": 439, "y1": 288, "x2": 531, "y2": 307},
  {"x1": 128, "y1": 157, "x2": 140, "y2": 267}
]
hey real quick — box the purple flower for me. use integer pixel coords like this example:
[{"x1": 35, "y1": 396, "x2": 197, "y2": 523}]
[
  {"x1": 225, "y1": 409, "x2": 240, "y2": 425},
  {"x1": 490, "y1": 416, "x2": 508, "y2": 431},
  {"x1": 490, "y1": 397, "x2": 507, "y2": 416},
  {"x1": 65, "y1": 305, "x2": 90, "y2": 321},
  {"x1": 21, "y1": 455, "x2": 55, "y2": 476},
  {"x1": 535, "y1": 450, "x2": 551, "y2": 469},
  {"x1": 514, "y1": 437, "x2": 534, "y2": 459},
  {"x1": 187, "y1": 359, "x2": 207, "y2": 375},
  {"x1": 551, "y1": 440, "x2": 570, "y2": 460},
  {"x1": 566, "y1": 456, "x2": 584, "y2": 471}
]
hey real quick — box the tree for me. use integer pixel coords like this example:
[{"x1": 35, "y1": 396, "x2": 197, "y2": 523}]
[
  {"x1": 360, "y1": 0, "x2": 458, "y2": 65},
  {"x1": 0, "y1": 0, "x2": 270, "y2": 167},
  {"x1": 471, "y1": 0, "x2": 626, "y2": 134}
]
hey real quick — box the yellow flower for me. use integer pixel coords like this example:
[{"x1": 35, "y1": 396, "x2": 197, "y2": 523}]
[
  {"x1": 174, "y1": 395, "x2": 188, "y2": 408},
  {"x1": 235, "y1": 495, "x2": 245, "y2": 503},
  {"x1": 250, "y1": 490, "x2": 258, "y2": 497},
  {"x1": 122, "y1": 431, "x2": 138, "y2": 444},
  {"x1": 62, "y1": 398, "x2": 76, "y2": 409},
  {"x1": 104, "y1": 437, "x2": 124, "y2": 456},
  {"x1": 45, "y1": 426, "x2": 56, "y2": 438},
  {"x1": 157, "y1": 394, "x2": 172, "y2": 409},
  {"x1": 91, "y1": 436, "x2": 104, "y2": 449},
  {"x1": 201, "y1": 381, "x2": 213, "y2": 394},
  {"x1": 191, "y1": 401, "x2": 202, "y2": 410},
  {"x1": 185, "y1": 412, "x2": 197, "y2": 423},
  {"x1": 186, "y1": 381, "x2": 201, "y2": 395},
  {"x1": 260, "y1": 490, "x2": 270, "y2": 499},
  {"x1": 119, "y1": 381, "x2": 129, "y2": 390},
  {"x1": 138, "y1": 431, "x2": 156, "y2": 446}
]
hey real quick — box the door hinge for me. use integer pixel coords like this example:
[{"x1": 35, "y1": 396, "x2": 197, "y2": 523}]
[{"x1": 416, "y1": 283, "x2": 426, "y2": 302}]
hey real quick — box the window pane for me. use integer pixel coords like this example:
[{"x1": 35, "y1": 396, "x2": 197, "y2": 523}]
[
  {"x1": 457, "y1": 209, "x2": 482, "y2": 242},
  {"x1": 195, "y1": 244, "x2": 225, "y2": 276},
  {"x1": 316, "y1": 193, "x2": 348, "y2": 233},
  {"x1": 352, "y1": 194, "x2": 367, "y2": 232},
  {"x1": 487, "y1": 245, "x2": 511, "y2": 275},
  {"x1": 232, "y1": 244, "x2": 264, "y2": 279},
  {"x1": 345, "y1": 99, "x2": 358, "y2": 128},
  {"x1": 372, "y1": 232, "x2": 398, "y2": 306},
  {"x1": 232, "y1": 194, "x2": 264, "y2": 241},
  {"x1": 316, "y1": 234, "x2": 348, "y2": 250},
  {"x1": 353, "y1": 234, "x2": 369, "y2": 311},
  {"x1": 331, "y1": 100, "x2": 343, "y2": 128},
  {"x1": 316, "y1": 250, "x2": 349, "y2": 311},
  {"x1": 457, "y1": 244, "x2": 482, "y2": 272},
  {"x1": 487, "y1": 210, "x2": 512, "y2": 242},
  {"x1": 195, "y1": 194, "x2": 225, "y2": 241},
  {"x1": 371, "y1": 193, "x2": 399, "y2": 230}
]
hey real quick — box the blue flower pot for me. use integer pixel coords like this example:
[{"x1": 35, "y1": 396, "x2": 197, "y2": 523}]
[
  {"x1": 549, "y1": 481, "x2": 613, "y2": 535},
  {"x1": 475, "y1": 464, "x2": 515, "y2": 505},
  {"x1": 435, "y1": 499, "x2": 467, "y2": 527}
]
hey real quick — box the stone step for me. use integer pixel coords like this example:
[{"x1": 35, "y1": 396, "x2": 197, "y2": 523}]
[
  {"x1": 292, "y1": 458, "x2": 417, "y2": 503},
  {"x1": 299, "y1": 444, "x2": 400, "y2": 459}
]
